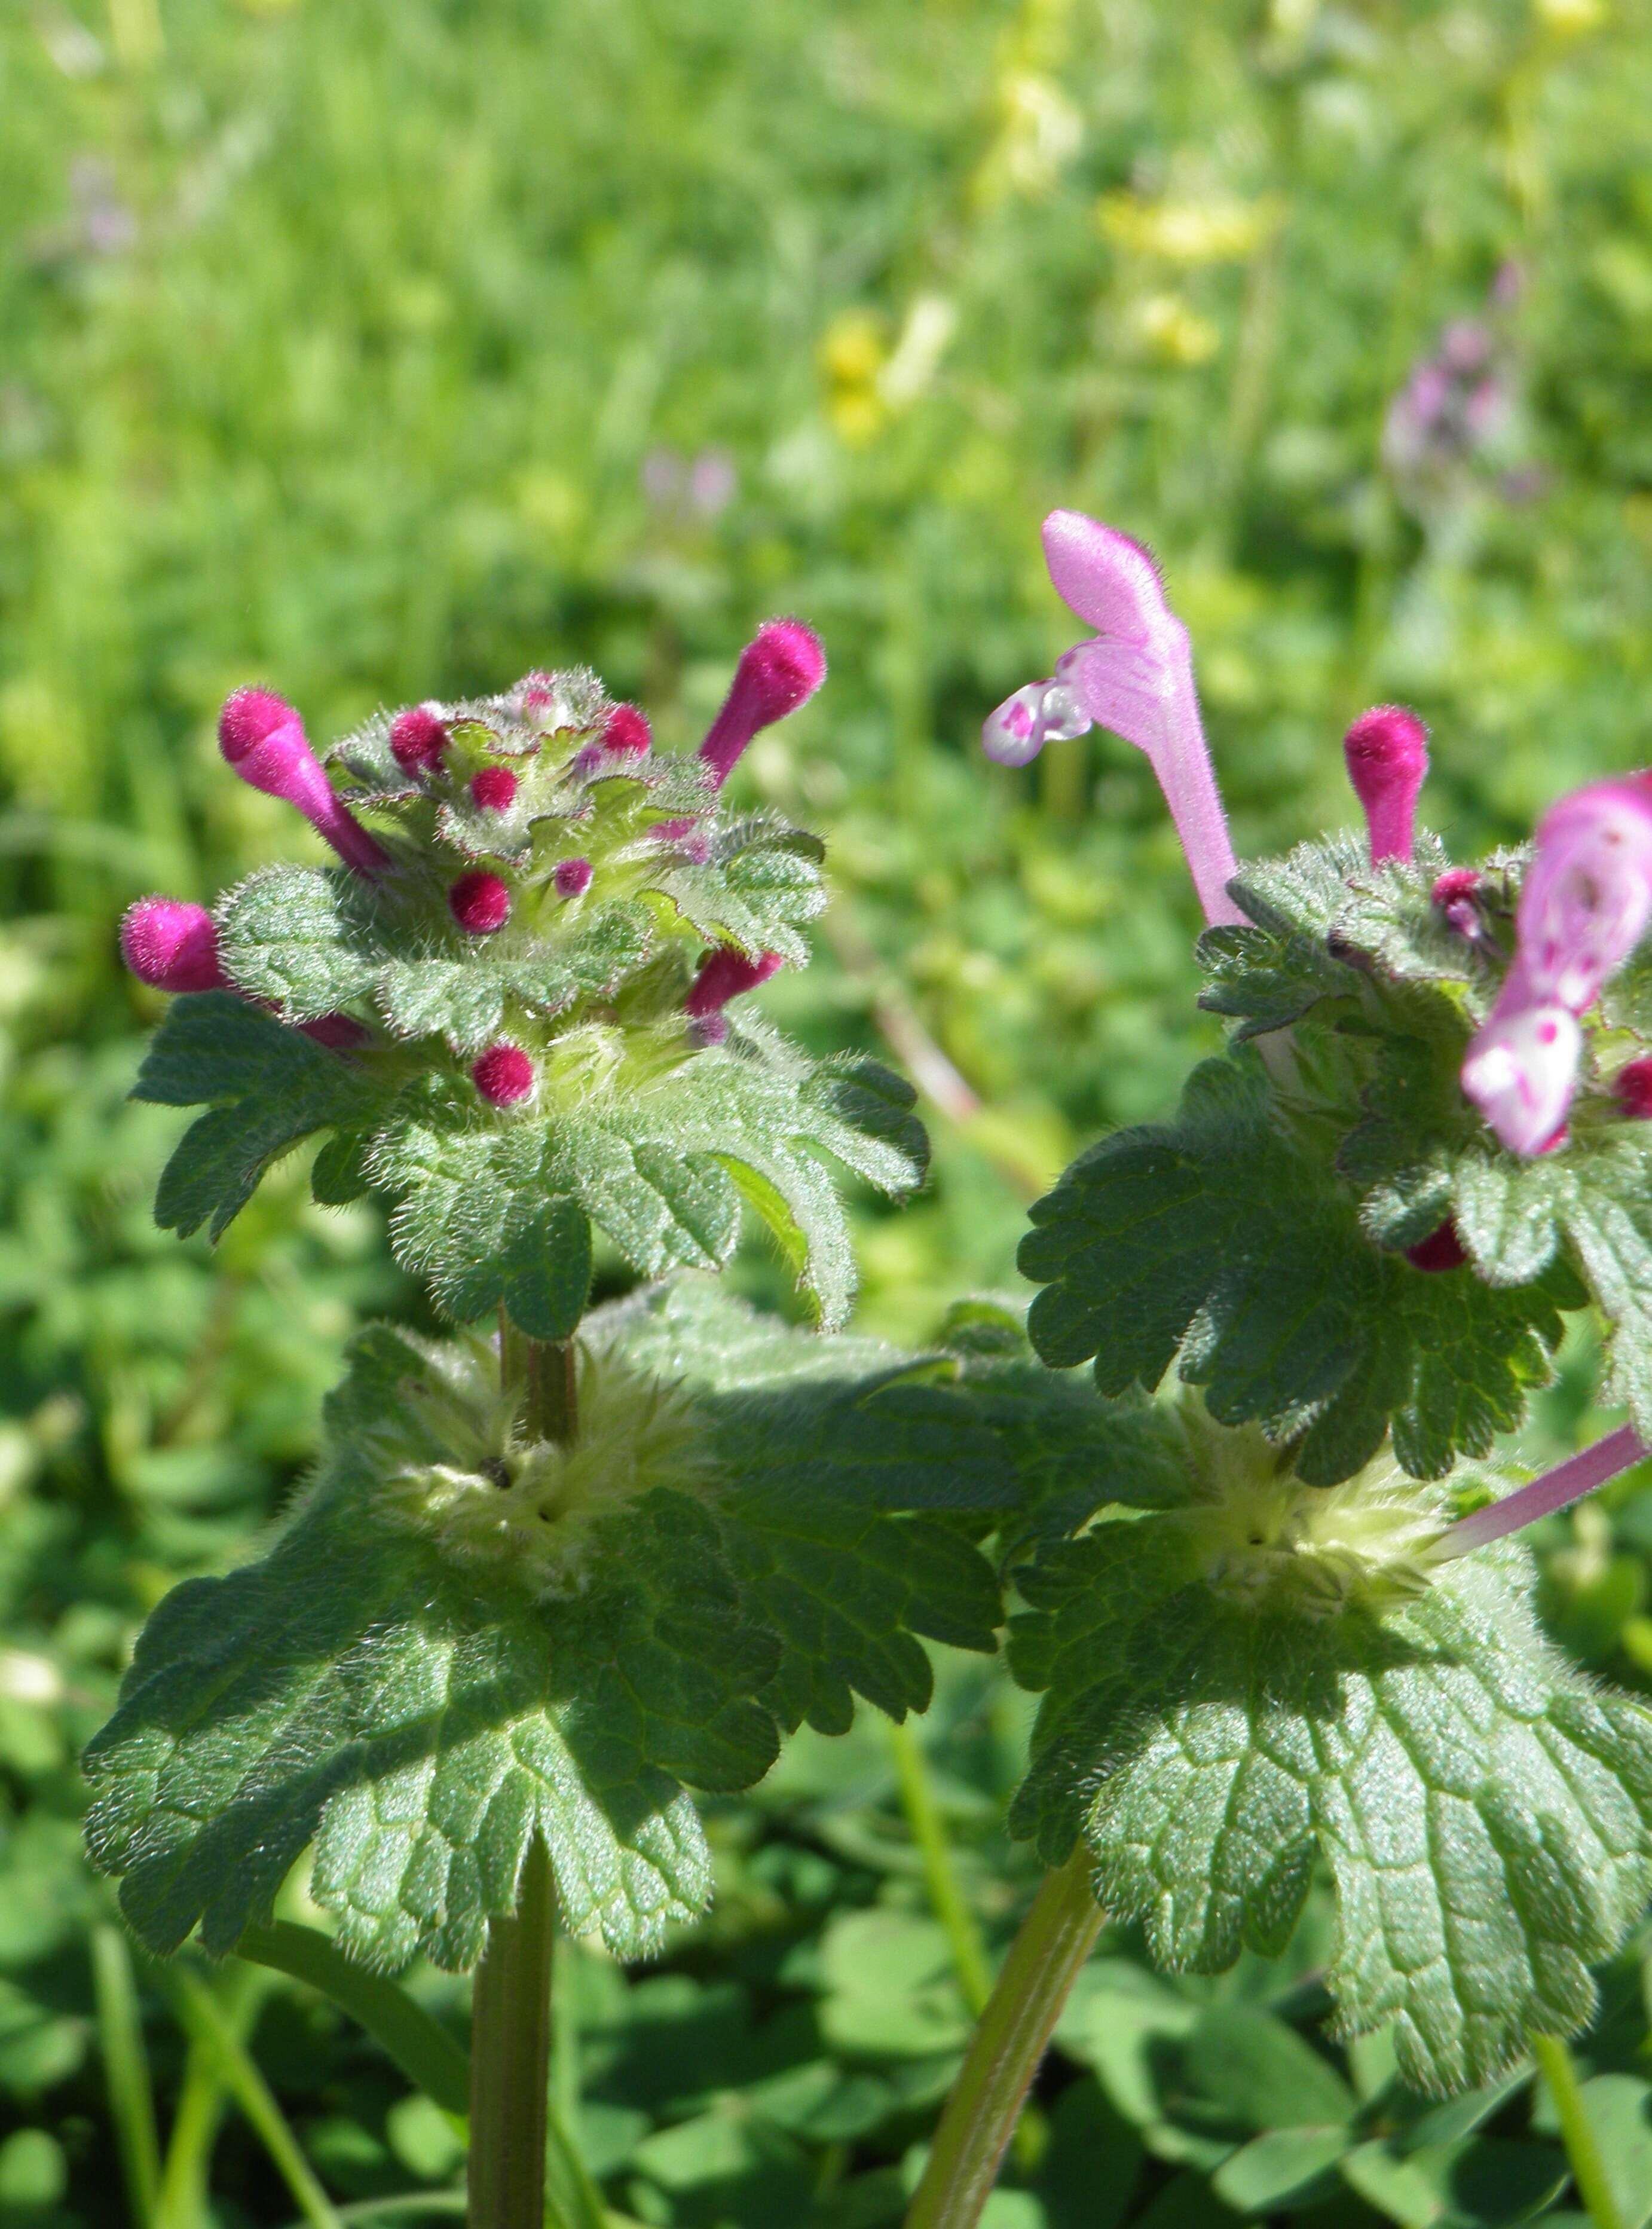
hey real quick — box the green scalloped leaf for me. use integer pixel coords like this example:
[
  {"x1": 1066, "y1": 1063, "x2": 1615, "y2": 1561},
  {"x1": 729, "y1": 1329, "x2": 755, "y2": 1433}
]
[
  {"x1": 84, "y1": 1283, "x2": 1008, "y2": 1968},
  {"x1": 1019, "y1": 1053, "x2": 1570, "y2": 1483},
  {"x1": 1009, "y1": 1517, "x2": 1652, "y2": 2095},
  {"x1": 133, "y1": 993, "x2": 385, "y2": 1241}
]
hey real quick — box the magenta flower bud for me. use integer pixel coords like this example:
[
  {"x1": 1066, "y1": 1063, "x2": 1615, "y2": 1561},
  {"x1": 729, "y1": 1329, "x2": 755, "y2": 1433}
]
[
  {"x1": 602, "y1": 705, "x2": 651, "y2": 755},
  {"x1": 1615, "y1": 1058, "x2": 1652, "y2": 1119},
  {"x1": 219, "y1": 688, "x2": 387, "y2": 876},
  {"x1": 121, "y1": 897, "x2": 226, "y2": 993},
  {"x1": 685, "y1": 946, "x2": 784, "y2": 1019},
  {"x1": 1405, "y1": 1220, "x2": 1467, "y2": 1274},
  {"x1": 469, "y1": 766, "x2": 518, "y2": 811},
  {"x1": 1461, "y1": 1000, "x2": 1582, "y2": 1156},
  {"x1": 1513, "y1": 779, "x2": 1652, "y2": 1013},
  {"x1": 1431, "y1": 866, "x2": 1482, "y2": 938},
  {"x1": 699, "y1": 620, "x2": 826, "y2": 787},
  {"x1": 553, "y1": 858, "x2": 592, "y2": 899},
  {"x1": 687, "y1": 1013, "x2": 730, "y2": 1049},
  {"x1": 1031, "y1": 510, "x2": 1243, "y2": 930},
  {"x1": 449, "y1": 871, "x2": 511, "y2": 935},
  {"x1": 390, "y1": 705, "x2": 448, "y2": 776},
  {"x1": 299, "y1": 1013, "x2": 370, "y2": 1050},
  {"x1": 472, "y1": 1044, "x2": 536, "y2": 1106},
  {"x1": 1343, "y1": 705, "x2": 1429, "y2": 867}
]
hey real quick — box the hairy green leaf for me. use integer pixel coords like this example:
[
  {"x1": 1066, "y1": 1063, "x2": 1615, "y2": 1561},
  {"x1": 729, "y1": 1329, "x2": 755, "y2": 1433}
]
[
  {"x1": 1009, "y1": 1519, "x2": 1652, "y2": 2094},
  {"x1": 1019, "y1": 1053, "x2": 1568, "y2": 1482}
]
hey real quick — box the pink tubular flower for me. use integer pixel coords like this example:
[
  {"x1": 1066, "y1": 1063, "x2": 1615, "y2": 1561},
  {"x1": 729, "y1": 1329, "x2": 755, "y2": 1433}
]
[
  {"x1": 699, "y1": 621, "x2": 826, "y2": 787},
  {"x1": 472, "y1": 1044, "x2": 536, "y2": 1106},
  {"x1": 984, "y1": 511, "x2": 1243, "y2": 929},
  {"x1": 1343, "y1": 706, "x2": 1428, "y2": 867},
  {"x1": 121, "y1": 898, "x2": 225, "y2": 992},
  {"x1": 1461, "y1": 999, "x2": 1583, "y2": 1157},
  {"x1": 685, "y1": 946, "x2": 783, "y2": 1019},
  {"x1": 449, "y1": 871, "x2": 512, "y2": 935},
  {"x1": 219, "y1": 689, "x2": 388, "y2": 876},
  {"x1": 1510, "y1": 779, "x2": 1652, "y2": 1014},
  {"x1": 1461, "y1": 778, "x2": 1652, "y2": 1155},
  {"x1": 390, "y1": 705, "x2": 448, "y2": 776}
]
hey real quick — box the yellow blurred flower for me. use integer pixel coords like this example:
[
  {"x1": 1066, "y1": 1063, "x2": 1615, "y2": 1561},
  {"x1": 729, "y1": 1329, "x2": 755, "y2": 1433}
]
[
  {"x1": 820, "y1": 311, "x2": 888, "y2": 446},
  {"x1": 1130, "y1": 294, "x2": 1222, "y2": 366},
  {"x1": 1533, "y1": 0, "x2": 1606, "y2": 29},
  {"x1": 1099, "y1": 191, "x2": 1281, "y2": 265}
]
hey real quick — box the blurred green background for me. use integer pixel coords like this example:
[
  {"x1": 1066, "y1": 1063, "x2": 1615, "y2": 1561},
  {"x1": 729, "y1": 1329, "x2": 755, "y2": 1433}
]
[{"x1": 8, "y1": 0, "x2": 1652, "y2": 2222}]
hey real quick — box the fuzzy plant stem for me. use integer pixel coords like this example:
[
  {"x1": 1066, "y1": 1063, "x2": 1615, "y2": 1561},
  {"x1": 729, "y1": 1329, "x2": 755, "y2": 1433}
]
[
  {"x1": 467, "y1": 1329, "x2": 577, "y2": 2229},
  {"x1": 1529, "y1": 2031, "x2": 1627, "y2": 2229},
  {"x1": 903, "y1": 1843, "x2": 1103, "y2": 2229},
  {"x1": 1435, "y1": 1426, "x2": 1645, "y2": 1560}
]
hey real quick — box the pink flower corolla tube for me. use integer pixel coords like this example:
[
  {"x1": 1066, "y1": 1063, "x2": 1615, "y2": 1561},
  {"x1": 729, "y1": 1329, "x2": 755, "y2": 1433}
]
[
  {"x1": 983, "y1": 510, "x2": 1243, "y2": 928},
  {"x1": 1343, "y1": 706, "x2": 1428, "y2": 867},
  {"x1": 1461, "y1": 777, "x2": 1652, "y2": 1155},
  {"x1": 699, "y1": 621, "x2": 826, "y2": 787},
  {"x1": 685, "y1": 946, "x2": 783, "y2": 1019},
  {"x1": 121, "y1": 898, "x2": 226, "y2": 992},
  {"x1": 219, "y1": 689, "x2": 388, "y2": 876}
]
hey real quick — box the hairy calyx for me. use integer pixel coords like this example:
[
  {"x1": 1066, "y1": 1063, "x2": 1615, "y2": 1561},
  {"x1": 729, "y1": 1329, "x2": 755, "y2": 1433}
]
[{"x1": 369, "y1": 1332, "x2": 712, "y2": 1598}]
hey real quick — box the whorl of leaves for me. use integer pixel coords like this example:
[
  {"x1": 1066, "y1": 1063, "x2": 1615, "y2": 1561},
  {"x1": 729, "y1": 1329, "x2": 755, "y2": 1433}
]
[
  {"x1": 84, "y1": 1281, "x2": 1007, "y2": 1973},
  {"x1": 133, "y1": 666, "x2": 923, "y2": 1334},
  {"x1": 1021, "y1": 828, "x2": 1652, "y2": 1472}
]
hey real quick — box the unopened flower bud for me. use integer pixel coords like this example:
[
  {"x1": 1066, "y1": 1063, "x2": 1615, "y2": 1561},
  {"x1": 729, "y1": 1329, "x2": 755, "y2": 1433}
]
[
  {"x1": 1344, "y1": 705, "x2": 1429, "y2": 867},
  {"x1": 469, "y1": 766, "x2": 518, "y2": 811},
  {"x1": 449, "y1": 871, "x2": 511, "y2": 935},
  {"x1": 390, "y1": 705, "x2": 448, "y2": 776},
  {"x1": 685, "y1": 946, "x2": 783, "y2": 1018},
  {"x1": 1615, "y1": 1058, "x2": 1652, "y2": 1119},
  {"x1": 219, "y1": 688, "x2": 387, "y2": 876},
  {"x1": 602, "y1": 705, "x2": 651, "y2": 755},
  {"x1": 687, "y1": 1013, "x2": 730, "y2": 1049},
  {"x1": 472, "y1": 1044, "x2": 536, "y2": 1105},
  {"x1": 121, "y1": 897, "x2": 225, "y2": 993},
  {"x1": 1405, "y1": 1220, "x2": 1468, "y2": 1273},
  {"x1": 1431, "y1": 866, "x2": 1482, "y2": 937},
  {"x1": 553, "y1": 858, "x2": 592, "y2": 899},
  {"x1": 699, "y1": 620, "x2": 825, "y2": 786},
  {"x1": 299, "y1": 1013, "x2": 370, "y2": 1050},
  {"x1": 1461, "y1": 1001, "x2": 1582, "y2": 1157}
]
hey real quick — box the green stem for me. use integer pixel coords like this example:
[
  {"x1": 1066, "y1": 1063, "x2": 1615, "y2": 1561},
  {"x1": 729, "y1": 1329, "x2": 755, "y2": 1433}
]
[
  {"x1": 154, "y1": 1967, "x2": 260, "y2": 2229},
  {"x1": 237, "y1": 1921, "x2": 469, "y2": 2119},
  {"x1": 467, "y1": 1836, "x2": 556, "y2": 2229},
  {"x1": 468, "y1": 1324, "x2": 578, "y2": 2229},
  {"x1": 886, "y1": 1720, "x2": 993, "y2": 2017},
  {"x1": 161, "y1": 1967, "x2": 342, "y2": 2229},
  {"x1": 91, "y1": 1923, "x2": 162, "y2": 2229},
  {"x1": 903, "y1": 1845, "x2": 1103, "y2": 2229},
  {"x1": 1531, "y1": 2031, "x2": 1626, "y2": 2229}
]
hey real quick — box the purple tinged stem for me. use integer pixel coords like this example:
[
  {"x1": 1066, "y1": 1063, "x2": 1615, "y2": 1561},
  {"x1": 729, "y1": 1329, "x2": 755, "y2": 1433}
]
[{"x1": 1434, "y1": 1425, "x2": 1645, "y2": 1560}]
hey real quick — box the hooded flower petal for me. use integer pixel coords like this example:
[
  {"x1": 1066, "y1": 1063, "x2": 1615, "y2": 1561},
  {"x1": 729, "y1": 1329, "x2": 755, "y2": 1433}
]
[
  {"x1": 1461, "y1": 999, "x2": 1581, "y2": 1157},
  {"x1": 1037, "y1": 510, "x2": 1242, "y2": 928},
  {"x1": 1514, "y1": 778, "x2": 1652, "y2": 1014}
]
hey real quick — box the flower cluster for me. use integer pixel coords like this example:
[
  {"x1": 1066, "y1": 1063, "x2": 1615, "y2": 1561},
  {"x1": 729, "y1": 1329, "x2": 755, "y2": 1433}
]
[
  {"x1": 114, "y1": 616, "x2": 919, "y2": 1337},
  {"x1": 123, "y1": 620, "x2": 826, "y2": 1102}
]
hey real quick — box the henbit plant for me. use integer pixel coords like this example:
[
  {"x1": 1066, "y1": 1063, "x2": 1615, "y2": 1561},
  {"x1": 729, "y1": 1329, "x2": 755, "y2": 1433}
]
[
  {"x1": 905, "y1": 511, "x2": 1652, "y2": 2229},
  {"x1": 81, "y1": 633, "x2": 1035, "y2": 2229}
]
